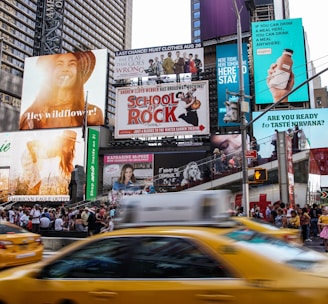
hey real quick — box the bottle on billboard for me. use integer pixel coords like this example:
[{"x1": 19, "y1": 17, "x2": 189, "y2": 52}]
[{"x1": 268, "y1": 49, "x2": 293, "y2": 90}]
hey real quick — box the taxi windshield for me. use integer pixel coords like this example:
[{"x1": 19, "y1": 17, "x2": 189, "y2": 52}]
[
  {"x1": 246, "y1": 217, "x2": 282, "y2": 230},
  {"x1": 224, "y1": 229, "x2": 326, "y2": 270}
]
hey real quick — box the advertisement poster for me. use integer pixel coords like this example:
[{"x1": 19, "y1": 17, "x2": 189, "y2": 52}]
[
  {"x1": 210, "y1": 134, "x2": 243, "y2": 157},
  {"x1": 286, "y1": 134, "x2": 295, "y2": 207},
  {"x1": 153, "y1": 151, "x2": 208, "y2": 190},
  {"x1": 0, "y1": 128, "x2": 85, "y2": 202},
  {"x1": 114, "y1": 43, "x2": 204, "y2": 80},
  {"x1": 252, "y1": 18, "x2": 308, "y2": 104},
  {"x1": 86, "y1": 128, "x2": 99, "y2": 201},
  {"x1": 115, "y1": 81, "x2": 210, "y2": 138},
  {"x1": 103, "y1": 153, "x2": 154, "y2": 204},
  {"x1": 216, "y1": 43, "x2": 250, "y2": 126},
  {"x1": 252, "y1": 108, "x2": 327, "y2": 158},
  {"x1": 20, "y1": 49, "x2": 108, "y2": 130}
]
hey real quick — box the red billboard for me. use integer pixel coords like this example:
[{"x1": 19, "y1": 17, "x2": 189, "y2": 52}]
[
  {"x1": 19, "y1": 49, "x2": 108, "y2": 130},
  {"x1": 115, "y1": 81, "x2": 210, "y2": 138}
]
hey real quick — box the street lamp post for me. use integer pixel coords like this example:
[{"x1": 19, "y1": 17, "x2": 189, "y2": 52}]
[{"x1": 232, "y1": 0, "x2": 250, "y2": 216}]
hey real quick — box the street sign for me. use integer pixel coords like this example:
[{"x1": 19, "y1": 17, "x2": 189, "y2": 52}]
[
  {"x1": 321, "y1": 191, "x2": 328, "y2": 199},
  {"x1": 246, "y1": 150, "x2": 257, "y2": 159}
]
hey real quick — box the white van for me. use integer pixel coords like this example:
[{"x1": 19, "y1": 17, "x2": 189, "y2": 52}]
[{"x1": 118, "y1": 190, "x2": 233, "y2": 227}]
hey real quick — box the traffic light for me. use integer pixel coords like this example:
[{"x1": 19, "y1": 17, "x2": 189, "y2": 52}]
[{"x1": 253, "y1": 168, "x2": 267, "y2": 182}]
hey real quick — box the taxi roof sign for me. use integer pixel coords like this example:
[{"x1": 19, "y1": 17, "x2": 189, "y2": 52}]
[{"x1": 117, "y1": 190, "x2": 235, "y2": 228}]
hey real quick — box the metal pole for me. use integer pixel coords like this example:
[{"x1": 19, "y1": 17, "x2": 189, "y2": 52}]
[
  {"x1": 0, "y1": 37, "x2": 3, "y2": 71},
  {"x1": 232, "y1": 0, "x2": 249, "y2": 216}
]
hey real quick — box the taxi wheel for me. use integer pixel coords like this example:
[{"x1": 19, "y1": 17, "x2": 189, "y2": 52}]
[{"x1": 58, "y1": 300, "x2": 77, "y2": 304}]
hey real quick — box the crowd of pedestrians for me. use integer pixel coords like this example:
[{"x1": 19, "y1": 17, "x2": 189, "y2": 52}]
[
  {"x1": 241, "y1": 202, "x2": 328, "y2": 250},
  {"x1": 0, "y1": 203, "x2": 117, "y2": 236}
]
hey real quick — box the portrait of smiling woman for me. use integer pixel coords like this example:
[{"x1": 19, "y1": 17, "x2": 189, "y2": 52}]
[{"x1": 19, "y1": 51, "x2": 104, "y2": 130}]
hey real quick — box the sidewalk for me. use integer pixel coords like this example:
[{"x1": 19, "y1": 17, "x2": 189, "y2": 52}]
[{"x1": 304, "y1": 236, "x2": 327, "y2": 253}]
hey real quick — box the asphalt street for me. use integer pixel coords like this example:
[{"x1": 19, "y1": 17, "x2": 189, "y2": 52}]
[{"x1": 304, "y1": 236, "x2": 328, "y2": 254}]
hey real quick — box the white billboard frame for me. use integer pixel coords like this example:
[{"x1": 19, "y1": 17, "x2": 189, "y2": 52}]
[
  {"x1": 115, "y1": 81, "x2": 210, "y2": 139},
  {"x1": 20, "y1": 49, "x2": 108, "y2": 130},
  {"x1": 114, "y1": 43, "x2": 204, "y2": 80}
]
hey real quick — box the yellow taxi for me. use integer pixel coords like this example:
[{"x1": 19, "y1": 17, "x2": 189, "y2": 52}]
[
  {"x1": 232, "y1": 216, "x2": 302, "y2": 243},
  {"x1": 0, "y1": 221, "x2": 43, "y2": 269},
  {"x1": 0, "y1": 191, "x2": 327, "y2": 304}
]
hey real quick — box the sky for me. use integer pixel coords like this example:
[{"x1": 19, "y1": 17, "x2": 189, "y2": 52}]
[{"x1": 132, "y1": 0, "x2": 328, "y2": 88}]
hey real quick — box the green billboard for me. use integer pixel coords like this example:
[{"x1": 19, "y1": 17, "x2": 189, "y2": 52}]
[{"x1": 86, "y1": 128, "x2": 99, "y2": 200}]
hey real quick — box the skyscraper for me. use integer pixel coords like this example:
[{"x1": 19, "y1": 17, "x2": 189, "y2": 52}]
[{"x1": 0, "y1": 0, "x2": 132, "y2": 130}]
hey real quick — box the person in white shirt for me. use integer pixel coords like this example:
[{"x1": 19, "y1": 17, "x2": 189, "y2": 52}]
[
  {"x1": 54, "y1": 215, "x2": 65, "y2": 231},
  {"x1": 30, "y1": 204, "x2": 41, "y2": 233},
  {"x1": 100, "y1": 216, "x2": 114, "y2": 233},
  {"x1": 20, "y1": 210, "x2": 30, "y2": 229},
  {"x1": 8, "y1": 207, "x2": 16, "y2": 224},
  {"x1": 40, "y1": 214, "x2": 51, "y2": 230}
]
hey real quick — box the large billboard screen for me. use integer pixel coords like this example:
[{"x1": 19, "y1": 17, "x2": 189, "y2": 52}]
[
  {"x1": 114, "y1": 43, "x2": 204, "y2": 80},
  {"x1": 19, "y1": 49, "x2": 108, "y2": 130},
  {"x1": 252, "y1": 18, "x2": 308, "y2": 104},
  {"x1": 200, "y1": 0, "x2": 250, "y2": 41},
  {"x1": 103, "y1": 153, "x2": 154, "y2": 204},
  {"x1": 0, "y1": 128, "x2": 85, "y2": 202},
  {"x1": 153, "y1": 151, "x2": 208, "y2": 189},
  {"x1": 252, "y1": 108, "x2": 328, "y2": 158},
  {"x1": 115, "y1": 81, "x2": 210, "y2": 138},
  {"x1": 216, "y1": 43, "x2": 250, "y2": 126}
]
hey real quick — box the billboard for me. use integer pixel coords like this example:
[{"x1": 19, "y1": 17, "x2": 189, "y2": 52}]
[
  {"x1": 103, "y1": 153, "x2": 154, "y2": 204},
  {"x1": 19, "y1": 49, "x2": 108, "y2": 130},
  {"x1": 115, "y1": 81, "x2": 210, "y2": 138},
  {"x1": 252, "y1": 108, "x2": 328, "y2": 158},
  {"x1": 200, "y1": 0, "x2": 250, "y2": 41},
  {"x1": 210, "y1": 134, "x2": 243, "y2": 157},
  {"x1": 85, "y1": 128, "x2": 99, "y2": 200},
  {"x1": 114, "y1": 43, "x2": 204, "y2": 80},
  {"x1": 216, "y1": 43, "x2": 250, "y2": 126},
  {"x1": 285, "y1": 134, "x2": 295, "y2": 207},
  {"x1": 153, "y1": 151, "x2": 208, "y2": 189},
  {"x1": 252, "y1": 18, "x2": 308, "y2": 104},
  {"x1": 0, "y1": 128, "x2": 85, "y2": 202}
]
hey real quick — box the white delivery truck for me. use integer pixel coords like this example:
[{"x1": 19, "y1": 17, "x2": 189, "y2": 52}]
[{"x1": 118, "y1": 190, "x2": 233, "y2": 227}]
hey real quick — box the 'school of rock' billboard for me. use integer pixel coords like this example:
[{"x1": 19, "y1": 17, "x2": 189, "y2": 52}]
[{"x1": 115, "y1": 81, "x2": 210, "y2": 138}]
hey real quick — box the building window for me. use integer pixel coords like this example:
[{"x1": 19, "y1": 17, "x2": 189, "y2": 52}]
[{"x1": 316, "y1": 97, "x2": 322, "y2": 106}]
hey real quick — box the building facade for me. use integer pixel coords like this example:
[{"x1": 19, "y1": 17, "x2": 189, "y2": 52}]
[{"x1": 0, "y1": 0, "x2": 132, "y2": 131}]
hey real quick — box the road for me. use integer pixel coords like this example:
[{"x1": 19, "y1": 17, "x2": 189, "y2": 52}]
[{"x1": 304, "y1": 236, "x2": 327, "y2": 253}]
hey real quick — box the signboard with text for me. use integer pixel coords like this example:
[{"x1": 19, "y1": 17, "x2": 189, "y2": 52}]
[
  {"x1": 253, "y1": 108, "x2": 328, "y2": 158},
  {"x1": 252, "y1": 18, "x2": 308, "y2": 104},
  {"x1": 86, "y1": 128, "x2": 99, "y2": 200},
  {"x1": 103, "y1": 153, "x2": 154, "y2": 194},
  {"x1": 0, "y1": 128, "x2": 85, "y2": 202},
  {"x1": 115, "y1": 81, "x2": 210, "y2": 138},
  {"x1": 216, "y1": 43, "x2": 250, "y2": 126},
  {"x1": 114, "y1": 43, "x2": 204, "y2": 80},
  {"x1": 20, "y1": 49, "x2": 108, "y2": 130}
]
